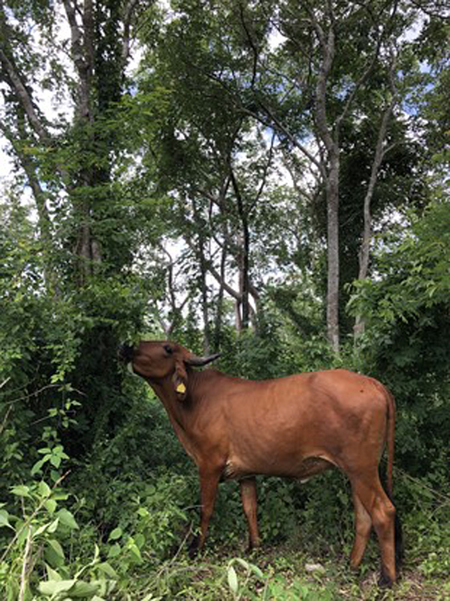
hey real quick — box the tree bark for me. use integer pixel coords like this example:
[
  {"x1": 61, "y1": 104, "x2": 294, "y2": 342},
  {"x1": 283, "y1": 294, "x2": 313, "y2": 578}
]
[
  {"x1": 192, "y1": 199, "x2": 211, "y2": 354},
  {"x1": 326, "y1": 148, "x2": 340, "y2": 352},
  {"x1": 214, "y1": 245, "x2": 227, "y2": 348},
  {"x1": 354, "y1": 53, "x2": 398, "y2": 339},
  {"x1": 230, "y1": 168, "x2": 251, "y2": 330},
  {"x1": 312, "y1": 11, "x2": 340, "y2": 353}
]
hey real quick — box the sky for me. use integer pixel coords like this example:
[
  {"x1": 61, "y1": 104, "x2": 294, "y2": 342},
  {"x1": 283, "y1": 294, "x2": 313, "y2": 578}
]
[
  {"x1": 0, "y1": 4, "x2": 143, "y2": 199},
  {"x1": 0, "y1": 6, "x2": 73, "y2": 193},
  {"x1": 0, "y1": 3, "x2": 429, "y2": 203}
]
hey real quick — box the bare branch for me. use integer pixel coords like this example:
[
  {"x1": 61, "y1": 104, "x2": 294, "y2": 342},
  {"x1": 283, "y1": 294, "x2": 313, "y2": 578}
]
[
  {"x1": 19, "y1": 527, "x2": 33, "y2": 601},
  {"x1": 280, "y1": 149, "x2": 317, "y2": 201},
  {"x1": 0, "y1": 48, "x2": 49, "y2": 142},
  {"x1": 308, "y1": 6, "x2": 335, "y2": 153},
  {"x1": 358, "y1": 48, "x2": 398, "y2": 283},
  {"x1": 185, "y1": 236, "x2": 241, "y2": 302},
  {"x1": 249, "y1": 129, "x2": 276, "y2": 213},
  {"x1": 355, "y1": 48, "x2": 398, "y2": 338},
  {"x1": 337, "y1": 0, "x2": 399, "y2": 130},
  {"x1": 238, "y1": 2, "x2": 259, "y2": 88},
  {"x1": 62, "y1": 0, "x2": 93, "y2": 119},
  {"x1": 122, "y1": 0, "x2": 140, "y2": 69},
  {"x1": 0, "y1": 119, "x2": 51, "y2": 232}
]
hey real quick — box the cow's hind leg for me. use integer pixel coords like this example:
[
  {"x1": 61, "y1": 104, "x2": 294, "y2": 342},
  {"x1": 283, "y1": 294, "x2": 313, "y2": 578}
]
[
  {"x1": 240, "y1": 478, "x2": 260, "y2": 551},
  {"x1": 350, "y1": 487, "x2": 372, "y2": 569},
  {"x1": 351, "y1": 474, "x2": 396, "y2": 587}
]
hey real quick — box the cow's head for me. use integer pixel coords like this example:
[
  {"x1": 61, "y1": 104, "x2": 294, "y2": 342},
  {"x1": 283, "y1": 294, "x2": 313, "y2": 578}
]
[{"x1": 118, "y1": 340, "x2": 220, "y2": 400}]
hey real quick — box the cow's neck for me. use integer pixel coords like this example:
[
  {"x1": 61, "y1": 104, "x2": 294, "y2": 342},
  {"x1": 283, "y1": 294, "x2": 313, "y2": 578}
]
[
  {"x1": 148, "y1": 380, "x2": 185, "y2": 423},
  {"x1": 147, "y1": 376, "x2": 200, "y2": 460}
]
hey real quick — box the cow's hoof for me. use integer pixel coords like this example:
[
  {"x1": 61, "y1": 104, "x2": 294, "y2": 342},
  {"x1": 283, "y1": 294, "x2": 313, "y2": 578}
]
[
  {"x1": 187, "y1": 535, "x2": 200, "y2": 559},
  {"x1": 245, "y1": 542, "x2": 261, "y2": 555},
  {"x1": 378, "y1": 571, "x2": 394, "y2": 588}
]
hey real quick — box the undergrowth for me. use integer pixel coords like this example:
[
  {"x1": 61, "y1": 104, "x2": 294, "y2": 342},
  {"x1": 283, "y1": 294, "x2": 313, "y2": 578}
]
[{"x1": 1, "y1": 465, "x2": 449, "y2": 600}]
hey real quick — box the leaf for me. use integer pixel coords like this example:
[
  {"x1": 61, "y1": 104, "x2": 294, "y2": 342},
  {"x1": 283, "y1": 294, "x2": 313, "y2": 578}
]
[
  {"x1": 108, "y1": 527, "x2": 123, "y2": 541},
  {"x1": 45, "y1": 564, "x2": 62, "y2": 581},
  {"x1": 52, "y1": 492, "x2": 69, "y2": 501},
  {"x1": 48, "y1": 538, "x2": 65, "y2": 559},
  {"x1": 45, "y1": 499, "x2": 57, "y2": 514},
  {"x1": 249, "y1": 564, "x2": 265, "y2": 579},
  {"x1": 11, "y1": 484, "x2": 30, "y2": 497},
  {"x1": 48, "y1": 518, "x2": 60, "y2": 533},
  {"x1": 38, "y1": 579, "x2": 76, "y2": 596},
  {"x1": 97, "y1": 562, "x2": 118, "y2": 579},
  {"x1": 50, "y1": 454, "x2": 62, "y2": 468},
  {"x1": 66, "y1": 580, "x2": 100, "y2": 597},
  {"x1": 33, "y1": 522, "x2": 51, "y2": 538},
  {"x1": 234, "y1": 558, "x2": 249, "y2": 570},
  {"x1": 0, "y1": 509, "x2": 13, "y2": 530},
  {"x1": 57, "y1": 508, "x2": 79, "y2": 530},
  {"x1": 31, "y1": 458, "x2": 47, "y2": 475},
  {"x1": 129, "y1": 542, "x2": 142, "y2": 561},
  {"x1": 107, "y1": 543, "x2": 121, "y2": 558},
  {"x1": 50, "y1": 469, "x2": 61, "y2": 483},
  {"x1": 38, "y1": 481, "x2": 52, "y2": 497},
  {"x1": 227, "y1": 565, "x2": 238, "y2": 594},
  {"x1": 39, "y1": 577, "x2": 100, "y2": 598}
]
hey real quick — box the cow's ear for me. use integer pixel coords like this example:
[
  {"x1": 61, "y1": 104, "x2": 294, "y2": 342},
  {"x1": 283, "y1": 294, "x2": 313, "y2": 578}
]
[{"x1": 173, "y1": 357, "x2": 188, "y2": 401}]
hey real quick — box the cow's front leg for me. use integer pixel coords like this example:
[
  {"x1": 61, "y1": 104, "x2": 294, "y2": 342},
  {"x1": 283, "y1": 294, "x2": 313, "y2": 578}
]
[
  {"x1": 189, "y1": 467, "x2": 221, "y2": 557},
  {"x1": 240, "y1": 478, "x2": 261, "y2": 551}
]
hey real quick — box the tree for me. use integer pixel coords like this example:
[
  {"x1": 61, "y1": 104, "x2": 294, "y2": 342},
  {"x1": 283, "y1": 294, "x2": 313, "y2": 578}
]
[
  {"x1": 348, "y1": 199, "x2": 450, "y2": 473},
  {"x1": 161, "y1": 0, "x2": 422, "y2": 351},
  {"x1": 0, "y1": 0, "x2": 155, "y2": 464},
  {"x1": 132, "y1": 8, "x2": 281, "y2": 340}
]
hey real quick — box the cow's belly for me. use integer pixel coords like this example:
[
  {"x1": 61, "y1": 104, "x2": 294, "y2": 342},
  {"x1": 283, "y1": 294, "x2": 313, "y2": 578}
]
[{"x1": 223, "y1": 453, "x2": 334, "y2": 481}]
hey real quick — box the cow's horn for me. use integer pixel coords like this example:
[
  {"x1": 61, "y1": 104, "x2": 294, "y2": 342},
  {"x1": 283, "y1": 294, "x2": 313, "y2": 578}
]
[{"x1": 186, "y1": 352, "x2": 221, "y2": 367}]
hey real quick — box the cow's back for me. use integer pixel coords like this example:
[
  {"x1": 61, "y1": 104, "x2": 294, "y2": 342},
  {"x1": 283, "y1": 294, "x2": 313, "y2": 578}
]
[{"x1": 208, "y1": 369, "x2": 389, "y2": 479}]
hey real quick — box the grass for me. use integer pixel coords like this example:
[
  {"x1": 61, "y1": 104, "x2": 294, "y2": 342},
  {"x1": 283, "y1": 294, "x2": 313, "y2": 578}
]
[
  {"x1": 2, "y1": 469, "x2": 448, "y2": 600},
  {"x1": 106, "y1": 469, "x2": 450, "y2": 600},
  {"x1": 124, "y1": 520, "x2": 450, "y2": 600}
]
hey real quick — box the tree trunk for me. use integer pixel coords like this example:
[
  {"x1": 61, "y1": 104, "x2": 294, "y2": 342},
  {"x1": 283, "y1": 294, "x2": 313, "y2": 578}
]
[
  {"x1": 354, "y1": 58, "x2": 397, "y2": 340},
  {"x1": 214, "y1": 245, "x2": 227, "y2": 348},
  {"x1": 192, "y1": 199, "x2": 211, "y2": 354},
  {"x1": 230, "y1": 169, "x2": 251, "y2": 330},
  {"x1": 311, "y1": 15, "x2": 340, "y2": 353},
  {"x1": 326, "y1": 148, "x2": 340, "y2": 353}
]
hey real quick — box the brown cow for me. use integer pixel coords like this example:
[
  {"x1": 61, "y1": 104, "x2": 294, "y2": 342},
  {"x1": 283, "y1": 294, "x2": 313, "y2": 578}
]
[{"x1": 119, "y1": 340, "x2": 402, "y2": 586}]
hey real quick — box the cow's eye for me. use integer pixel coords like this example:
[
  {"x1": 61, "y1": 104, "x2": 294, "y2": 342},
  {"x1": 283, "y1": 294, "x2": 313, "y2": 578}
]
[{"x1": 163, "y1": 344, "x2": 173, "y2": 355}]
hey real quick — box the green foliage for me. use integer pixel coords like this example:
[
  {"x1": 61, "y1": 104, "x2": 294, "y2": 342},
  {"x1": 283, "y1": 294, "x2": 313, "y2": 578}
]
[
  {"x1": 258, "y1": 479, "x2": 298, "y2": 543},
  {"x1": 0, "y1": 0, "x2": 449, "y2": 599},
  {"x1": 349, "y1": 200, "x2": 450, "y2": 474},
  {"x1": 0, "y1": 478, "x2": 92, "y2": 600}
]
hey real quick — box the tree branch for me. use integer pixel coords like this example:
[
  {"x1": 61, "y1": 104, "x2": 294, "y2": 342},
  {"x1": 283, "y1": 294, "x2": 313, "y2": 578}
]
[
  {"x1": 121, "y1": 0, "x2": 140, "y2": 69},
  {"x1": 62, "y1": 0, "x2": 93, "y2": 120},
  {"x1": 249, "y1": 129, "x2": 276, "y2": 212},
  {"x1": 355, "y1": 48, "x2": 398, "y2": 338},
  {"x1": 308, "y1": 5, "x2": 336, "y2": 153},
  {"x1": 0, "y1": 34, "x2": 49, "y2": 142},
  {"x1": 337, "y1": 0, "x2": 399, "y2": 130}
]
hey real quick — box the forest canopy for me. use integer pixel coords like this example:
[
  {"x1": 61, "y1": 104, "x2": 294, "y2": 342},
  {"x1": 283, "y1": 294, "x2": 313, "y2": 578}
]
[{"x1": 0, "y1": 0, "x2": 449, "y2": 598}]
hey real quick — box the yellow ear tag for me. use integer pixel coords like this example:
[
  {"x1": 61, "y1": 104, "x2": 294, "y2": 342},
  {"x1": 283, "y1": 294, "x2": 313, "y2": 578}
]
[{"x1": 176, "y1": 383, "x2": 186, "y2": 394}]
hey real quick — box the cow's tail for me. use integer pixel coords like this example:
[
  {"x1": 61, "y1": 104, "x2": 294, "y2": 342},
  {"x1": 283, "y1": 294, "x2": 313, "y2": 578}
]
[
  {"x1": 385, "y1": 388, "x2": 395, "y2": 498},
  {"x1": 385, "y1": 387, "x2": 404, "y2": 568}
]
